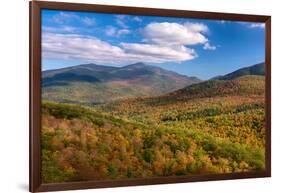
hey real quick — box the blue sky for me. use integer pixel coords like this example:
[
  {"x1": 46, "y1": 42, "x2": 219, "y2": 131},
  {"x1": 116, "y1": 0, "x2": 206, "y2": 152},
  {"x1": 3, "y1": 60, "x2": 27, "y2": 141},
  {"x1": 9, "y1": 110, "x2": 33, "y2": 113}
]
[{"x1": 42, "y1": 9, "x2": 265, "y2": 80}]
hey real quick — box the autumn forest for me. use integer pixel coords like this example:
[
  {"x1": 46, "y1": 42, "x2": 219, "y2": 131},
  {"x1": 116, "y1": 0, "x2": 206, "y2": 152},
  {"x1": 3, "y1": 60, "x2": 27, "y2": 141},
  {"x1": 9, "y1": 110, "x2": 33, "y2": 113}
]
[{"x1": 41, "y1": 62, "x2": 266, "y2": 183}]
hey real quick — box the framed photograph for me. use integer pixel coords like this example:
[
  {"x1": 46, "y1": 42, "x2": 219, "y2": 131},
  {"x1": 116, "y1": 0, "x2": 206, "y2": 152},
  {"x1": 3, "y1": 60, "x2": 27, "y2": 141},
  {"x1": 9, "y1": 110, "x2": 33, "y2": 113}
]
[{"x1": 30, "y1": 1, "x2": 271, "y2": 192}]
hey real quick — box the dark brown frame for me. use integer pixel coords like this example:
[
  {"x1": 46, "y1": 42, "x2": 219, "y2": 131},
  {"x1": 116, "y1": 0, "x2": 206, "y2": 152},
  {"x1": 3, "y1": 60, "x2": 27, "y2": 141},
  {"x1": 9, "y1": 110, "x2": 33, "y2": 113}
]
[{"x1": 30, "y1": 1, "x2": 271, "y2": 192}]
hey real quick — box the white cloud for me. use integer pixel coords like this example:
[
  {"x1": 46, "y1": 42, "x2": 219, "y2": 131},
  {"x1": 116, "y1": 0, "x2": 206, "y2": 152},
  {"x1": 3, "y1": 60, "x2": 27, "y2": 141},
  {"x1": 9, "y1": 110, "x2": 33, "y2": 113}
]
[
  {"x1": 183, "y1": 22, "x2": 209, "y2": 33},
  {"x1": 115, "y1": 15, "x2": 128, "y2": 28},
  {"x1": 238, "y1": 22, "x2": 265, "y2": 29},
  {"x1": 105, "y1": 26, "x2": 117, "y2": 36},
  {"x1": 50, "y1": 12, "x2": 96, "y2": 26},
  {"x1": 117, "y1": 29, "x2": 131, "y2": 36},
  {"x1": 43, "y1": 26, "x2": 77, "y2": 33},
  {"x1": 42, "y1": 33, "x2": 124, "y2": 64},
  {"x1": 42, "y1": 33, "x2": 196, "y2": 65},
  {"x1": 120, "y1": 43, "x2": 196, "y2": 62},
  {"x1": 248, "y1": 23, "x2": 265, "y2": 29},
  {"x1": 81, "y1": 17, "x2": 96, "y2": 26},
  {"x1": 105, "y1": 26, "x2": 131, "y2": 37},
  {"x1": 132, "y1": 16, "x2": 142, "y2": 23},
  {"x1": 142, "y1": 22, "x2": 208, "y2": 46},
  {"x1": 59, "y1": 12, "x2": 78, "y2": 18},
  {"x1": 51, "y1": 12, "x2": 79, "y2": 24},
  {"x1": 216, "y1": 20, "x2": 231, "y2": 24},
  {"x1": 203, "y1": 42, "x2": 216, "y2": 50},
  {"x1": 42, "y1": 21, "x2": 215, "y2": 65}
]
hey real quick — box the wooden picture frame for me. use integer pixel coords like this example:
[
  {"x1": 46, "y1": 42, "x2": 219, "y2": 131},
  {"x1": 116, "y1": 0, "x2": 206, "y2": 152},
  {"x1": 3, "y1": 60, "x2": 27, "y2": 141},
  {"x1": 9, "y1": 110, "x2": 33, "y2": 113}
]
[{"x1": 30, "y1": 1, "x2": 271, "y2": 192}]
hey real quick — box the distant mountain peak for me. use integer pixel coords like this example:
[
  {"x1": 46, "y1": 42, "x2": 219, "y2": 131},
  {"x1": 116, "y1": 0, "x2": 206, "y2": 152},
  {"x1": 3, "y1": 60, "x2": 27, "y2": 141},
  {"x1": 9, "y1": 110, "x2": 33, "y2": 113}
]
[
  {"x1": 124, "y1": 62, "x2": 147, "y2": 68},
  {"x1": 42, "y1": 62, "x2": 201, "y2": 104},
  {"x1": 78, "y1": 63, "x2": 110, "y2": 68},
  {"x1": 80, "y1": 63, "x2": 99, "y2": 67},
  {"x1": 72, "y1": 63, "x2": 118, "y2": 72}
]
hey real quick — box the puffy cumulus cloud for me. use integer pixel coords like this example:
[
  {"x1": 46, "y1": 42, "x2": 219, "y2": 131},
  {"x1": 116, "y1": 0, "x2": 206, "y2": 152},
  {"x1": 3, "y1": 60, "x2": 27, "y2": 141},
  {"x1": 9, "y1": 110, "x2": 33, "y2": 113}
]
[
  {"x1": 42, "y1": 21, "x2": 215, "y2": 65},
  {"x1": 203, "y1": 42, "x2": 216, "y2": 50},
  {"x1": 142, "y1": 22, "x2": 208, "y2": 46},
  {"x1": 42, "y1": 33, "x2": 124, "y2": 64},
  {"x1": 120, "y1": 43, "x2": 196, "y2": 62},
  {"x1": 183, "y1": 22, "x2": 209, "y2": 33},
  {"x1": 42, "y1": 33, "x2": 196, "y2": 65}
]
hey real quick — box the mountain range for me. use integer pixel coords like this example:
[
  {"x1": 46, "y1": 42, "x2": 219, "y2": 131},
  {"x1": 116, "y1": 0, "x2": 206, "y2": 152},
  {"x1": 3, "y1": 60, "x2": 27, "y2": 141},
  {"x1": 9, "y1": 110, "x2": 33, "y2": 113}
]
[
  {"x1": 42, "y1": 62, "x2": 201, "y2": 104},
  {"x1": 42, "y1": 62, "x2": 265, "y2": 105}
]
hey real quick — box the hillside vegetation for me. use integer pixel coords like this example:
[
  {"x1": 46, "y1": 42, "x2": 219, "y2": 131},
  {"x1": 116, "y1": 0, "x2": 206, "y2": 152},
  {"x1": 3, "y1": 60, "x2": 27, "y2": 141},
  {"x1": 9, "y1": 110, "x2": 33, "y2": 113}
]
[
  {"x1": 42, "y1": 75, "x2": 265, "y2": 183},
  {"x1": 213, "y1": 63, "x2": 265, "y2": 80},
  {"x1": 42, "y1": 63, "x2": 200, "y2": 104}
]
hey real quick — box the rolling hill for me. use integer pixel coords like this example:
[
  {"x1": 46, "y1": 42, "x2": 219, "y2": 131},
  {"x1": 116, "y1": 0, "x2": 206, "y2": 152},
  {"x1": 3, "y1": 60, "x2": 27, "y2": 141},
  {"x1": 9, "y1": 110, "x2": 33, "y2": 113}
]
[
  {"x1": 111, "y1": 75, "x2": 265, "y2": 108},
  {"x1": 168, "y1": 75, "x2": 265, "y2": 100},
  {"x1": 42, "y1": 100, "x2": 265, "y2": 183},
  {"x1": 42, "y1": 63, "x2": 201, "y2": 104},
  {"x1": 101, "y1": 75, "x2": 265, "y2": 154},
  {"x1": 212, "y1": 63, "x2": 265, "y2": 80}
]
